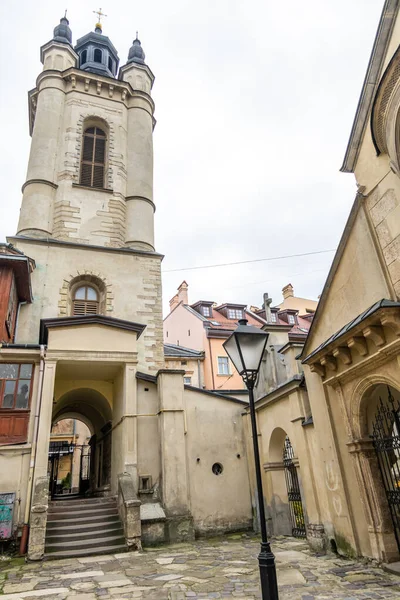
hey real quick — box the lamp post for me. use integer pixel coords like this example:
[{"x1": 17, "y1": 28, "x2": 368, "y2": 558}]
[{"x1": 223, "y1": 319, "x2": 279, "y2": 600}]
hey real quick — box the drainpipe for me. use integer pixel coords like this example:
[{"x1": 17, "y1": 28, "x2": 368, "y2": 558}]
[
  {"x1": 208, "y1": 337, "x2": 215, "y2": 389},
  {"x1": 13, "y1": 301, "x2": 27, "y2": 342},
  {"x1": 19, "y1": 344, "x2": 46, "y2": 555}
]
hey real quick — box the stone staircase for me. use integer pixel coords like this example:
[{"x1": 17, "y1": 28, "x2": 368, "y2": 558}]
[{"x1": 45, "y1": 496, "x2": 127, "y2": 559}]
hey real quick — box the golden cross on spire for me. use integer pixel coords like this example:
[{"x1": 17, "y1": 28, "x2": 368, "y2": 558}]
[{"x1": 93, "y1": 7, "x2": 107, "y2": 23}]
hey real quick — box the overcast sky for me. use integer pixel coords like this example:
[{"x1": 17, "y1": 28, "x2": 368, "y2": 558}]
[{"x1": 0, "y1": 0, "x2": 383, "y2": 315}]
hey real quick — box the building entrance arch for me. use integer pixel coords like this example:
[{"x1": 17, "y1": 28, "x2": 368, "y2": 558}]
[
  {"x1": 267, "y1": 427, "x2": 306, "y2": 537},
  {"x1": 371, "y1": 385, "x2": 400, "y2": 553},
  {"x1": 52, "y1": 388, "x2": 112, "y2": 495}
]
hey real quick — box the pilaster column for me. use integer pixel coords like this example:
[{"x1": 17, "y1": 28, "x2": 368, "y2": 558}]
[
  {"x1": 157, "y1": 369, "x2": 189, "y2": 516},
  {"x1": 34, "y1": 360, "x2": 57, "y2": 481}
]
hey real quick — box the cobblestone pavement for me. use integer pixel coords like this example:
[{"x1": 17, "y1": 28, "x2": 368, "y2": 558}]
[{"x1": 1, "y1": 534, "x2": 400, "y2": 600}]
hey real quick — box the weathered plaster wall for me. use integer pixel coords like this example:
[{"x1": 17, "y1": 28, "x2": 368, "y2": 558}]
[{"x1": 184, "y1": 389, "x2": 252, "y2": 534}]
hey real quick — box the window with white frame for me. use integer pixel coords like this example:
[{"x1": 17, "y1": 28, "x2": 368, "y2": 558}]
[
  {"x1": 288, "y1": 314, "x2": 295, "y2": 324},
  {"x1": 183, "y1": 376, "x2": 192, "y2": 385},
  {"x1": 270, "y1": 312, "x2": 277, "y2": 323},
  {"x1": 202, "y1": 306, "x2": 211, "y2": 317},
  {"x1": 218, "y1": 356, "x2": 230, "y2": 375},
  {"x1": 227, "y1": 308, "x2": 243, "y2": 319}
]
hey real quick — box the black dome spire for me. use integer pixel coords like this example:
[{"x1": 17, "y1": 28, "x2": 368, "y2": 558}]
[
  {"x1": 127, "y1": 35, "x2": 145, "y2": 65},
  {"x1": 53, "y1": 15, "x2": 72, "y2": 45}
]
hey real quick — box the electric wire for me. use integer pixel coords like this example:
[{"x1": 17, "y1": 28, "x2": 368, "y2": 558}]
[{"x1": 163, "y1": 248, "x2": 336, "y2": 273}]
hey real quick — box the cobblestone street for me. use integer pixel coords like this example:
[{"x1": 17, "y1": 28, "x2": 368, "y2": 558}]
[{"x1": 1, "y1": 535, "x2": 399, "y2": 600}]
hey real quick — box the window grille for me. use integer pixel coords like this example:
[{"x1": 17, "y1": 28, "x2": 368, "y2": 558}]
[
  {"x1": 80, "y1": 127, "x2": 106, "y2": 189},
  {"x1": 73, "y1": 286, "x2": 99, "y2": 316}
]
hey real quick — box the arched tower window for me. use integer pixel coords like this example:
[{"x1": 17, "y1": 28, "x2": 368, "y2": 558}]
[
  {"x1": 73, "y1": 285, "x2": 99, "y2": 315},
  {"x1": 81, "y1": 50, "x2": 87, "y2": 65},
  {"x1": 80, "y1": 126, "x2": 106, "y2": 189},
  {"x1": 94, "y1": 49, "x2": 102, "y2": 63}
]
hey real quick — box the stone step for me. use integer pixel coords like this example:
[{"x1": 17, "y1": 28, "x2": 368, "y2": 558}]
[
  {"x1": 45, "y1": 519, "x2": 122, "y2": 535},
  {"x1": 45, "y1": 534, "x2": 126, "y2": 553},
  {"x1": 45, "y1": 524, "x2": 124, "y2": 543},
  {"x1": 44, "y1": 543, "x2": 127, "y2": 560},
  {"x1": 49, "y1": 496, "x2": 116, "y2": 507},
  {"x1": 48, "y1": 499, "x2": 117, "y2": 512},
  {"x1": 46, "y1": 514, "x2": 121, "y2": 528},
  {"x1": 47, "y1": 507, "x2": 119, "y2": 521}
]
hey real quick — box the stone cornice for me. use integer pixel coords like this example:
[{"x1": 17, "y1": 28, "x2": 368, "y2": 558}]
[
  {"x1": 315, "y1": 336, "x2": 400, "y2": 386},
  {"x1": 21, "y1": 179, "x2": 58, "y2": 193},
  {"x1": 45, "y1": 349, "x2": 138, "y2": 363},
  {"x1": 29, "y1": 67, "x2": 155, "y2": 134},
  {"x1": 7, "y1": 235, "x2": 164, "y2": 261},
  {"x1": 40, "y1": 40, "x2": 78, "y2": 66},
  {"x1": 125, "y1": 196, "x2": 156, "y2": 212},
  {"x1": 305, "y1": 304, "x2": 400, "y2": 382},
  {"x1": 39, "y1": 315, "x2": 147, "y2": 344}
]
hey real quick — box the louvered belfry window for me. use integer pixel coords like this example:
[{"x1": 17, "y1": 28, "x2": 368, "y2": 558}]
[
  {"x1": 80, "y1": 127, "x2": 106, "y2": 189},
  {"x1": 73, "y1": 286, "x2": 99, "y2": 316}
]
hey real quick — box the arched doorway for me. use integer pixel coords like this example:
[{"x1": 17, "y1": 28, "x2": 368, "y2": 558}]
[
  {"x1": 371, "y1": 385, "x2": 400, "y2": 553},
  {"x1": 283, "y1": 436, "x2": 306, "y2": 538},
  {"x1": 48, "y1": 418, "x2": 92, "y2": 499},
  {"x1": 268, "y1": 427, "x2": 306, "y2": 537},
  {"x1": 52, "y1": 388, "x2": 112, "y2": 497}
]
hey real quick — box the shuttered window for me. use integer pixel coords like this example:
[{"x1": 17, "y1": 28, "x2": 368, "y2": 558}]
[
  {"x1": 0, "y1": 364, "x2": 33, "y2": 445},
  {"x1": 73, "y1": 286, "x2": 99, "y2": 316},
  {"x1": 80, "y1": 127, "x2": 106, "y2": 189}
]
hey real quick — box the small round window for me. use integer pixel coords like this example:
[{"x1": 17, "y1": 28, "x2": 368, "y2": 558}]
[{"x1": 212, "y1": 463, "x2": 223, "y2": 476}]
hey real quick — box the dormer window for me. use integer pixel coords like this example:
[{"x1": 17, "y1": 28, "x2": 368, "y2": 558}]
[
  {"x1": 227, "y1": 308, "x2": 243, "y2": 319},
  {"x1": 94, "y1": 48, "x2": 102, "y2": 63},
  {"x1": 202, "y1": 306, "x2": 211, "y2": 317},
  {"x1": 270, "y1": 312, "x2": 277, "y2": 323},
  {"x1": 288, "y1": 314, "x2": 295, "y2": 325}
]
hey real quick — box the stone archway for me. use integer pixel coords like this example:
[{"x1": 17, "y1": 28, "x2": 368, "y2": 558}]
[
  {"x1": 53, "y1": 388, "x2": 112, "y2": 495},
  {"x1": 349, "y1": 380, "x2": 400, "y2": 562},
  {"x1": 266, "y1": 427, "x2": 293, "y2": 536}
]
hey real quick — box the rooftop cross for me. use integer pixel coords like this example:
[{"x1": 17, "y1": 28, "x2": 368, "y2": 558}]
[{"x1": 93, "y1": 7, "x2": 107, "y2": 28}]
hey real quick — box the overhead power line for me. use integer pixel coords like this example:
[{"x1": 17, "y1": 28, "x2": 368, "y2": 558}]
[{"x1": 163, "y1": 249, "x2": 336, "y2": 273}]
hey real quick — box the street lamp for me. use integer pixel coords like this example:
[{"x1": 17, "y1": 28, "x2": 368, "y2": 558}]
[{"x1": 223, "y1": 319, "x2": 279, "y2": 600}]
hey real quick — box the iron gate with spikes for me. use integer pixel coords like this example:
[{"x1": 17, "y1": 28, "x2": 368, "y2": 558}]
[
  {"x1": 283, "y1": 436, "x2": 306, "y2": 538},
  {"x1": 372, "y1": 386, "x2": 400, "y2": 553}
]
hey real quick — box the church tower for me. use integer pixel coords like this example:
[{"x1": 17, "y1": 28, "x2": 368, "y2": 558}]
[{"x1": 11, "y1": 15, "x2": 163, "y2": 370}]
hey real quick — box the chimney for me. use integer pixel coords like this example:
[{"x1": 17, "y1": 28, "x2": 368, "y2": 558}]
[
  {"x1": 169, "y1": 281, "x2": 189, "y2": 312},
  {"x1": 263, "y1": 293, "x2": 272, "y2": 322},
  {"x1": 177, "y1": 280, "x2": 188, "y2": 304},
  {"x1": 282, "y1": 283, "x2": 294, "y2": 300}
]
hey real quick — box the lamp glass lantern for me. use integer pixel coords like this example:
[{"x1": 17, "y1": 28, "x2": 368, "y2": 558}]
[{"x1": 223, "y1": 319, "x2": 268, "y2": 385}]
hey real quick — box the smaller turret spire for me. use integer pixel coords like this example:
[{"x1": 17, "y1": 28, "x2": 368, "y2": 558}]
[
  {"x1": 53, "y1": 14, "x2": 72, "y2": 45},
  {"x1": 127, "y1": 35, "x2": 145, "y2": 65}
]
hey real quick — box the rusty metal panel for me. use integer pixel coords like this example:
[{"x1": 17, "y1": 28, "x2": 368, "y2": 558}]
[{"x1": 0, "y1": 492, "x2": 15, "y2": 539}]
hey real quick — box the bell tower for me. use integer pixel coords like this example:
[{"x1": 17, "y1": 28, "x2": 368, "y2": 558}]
[
  {"x1": 11, "y1": 15, "x2": 163, "y2": 371},
  {"x1": 17, "y1": 15, "x2": 156, "y2": 252}
]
